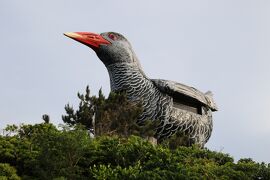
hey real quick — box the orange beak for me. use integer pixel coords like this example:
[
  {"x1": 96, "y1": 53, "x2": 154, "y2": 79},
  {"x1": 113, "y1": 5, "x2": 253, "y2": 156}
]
[{"x1": 64, "y1": 32, "x2": 111, "y2": 50}]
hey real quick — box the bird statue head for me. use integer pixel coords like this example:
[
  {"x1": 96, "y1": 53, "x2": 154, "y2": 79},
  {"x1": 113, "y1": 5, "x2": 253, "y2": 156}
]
[{"x1": 64, "y1": 32, "x2": 141, "y2": 68}]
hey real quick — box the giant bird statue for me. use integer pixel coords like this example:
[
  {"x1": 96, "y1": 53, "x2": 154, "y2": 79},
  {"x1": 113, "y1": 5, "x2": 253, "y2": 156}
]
[{"x1": 64, "y1": 32, "x2": 218, "y2": 147}]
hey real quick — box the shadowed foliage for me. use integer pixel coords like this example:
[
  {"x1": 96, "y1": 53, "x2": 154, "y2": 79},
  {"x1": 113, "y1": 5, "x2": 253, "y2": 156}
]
[
  {"x1": 1, "y1": 87, "x2": 269, "y2": 179},
  {"x1": 62, "y1": 86, "x2": 156, "y2": 139},
  {"x1": 0, "y1": 124, "x2": 270, "y2": 179}
]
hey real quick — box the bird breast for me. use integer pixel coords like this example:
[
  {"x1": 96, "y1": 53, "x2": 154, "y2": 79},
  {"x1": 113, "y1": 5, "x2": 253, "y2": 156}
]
[{"x1": 106, "y1": 63, "x2": 172, "y2": 123}]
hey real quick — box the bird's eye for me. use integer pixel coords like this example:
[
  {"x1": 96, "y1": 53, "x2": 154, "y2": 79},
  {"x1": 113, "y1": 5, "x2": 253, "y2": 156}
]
[{"x1": 108, "y1": 33, "x2": 117, "y2": 40}]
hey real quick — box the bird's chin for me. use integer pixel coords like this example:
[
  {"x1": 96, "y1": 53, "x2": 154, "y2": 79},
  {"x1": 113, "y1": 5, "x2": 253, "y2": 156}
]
[
  {"x1": 67, "y1": 38, "x2": 99, "y2": 52},
  {"x1": 86, "y1": 44, "x2": 99, "y2": 52}
]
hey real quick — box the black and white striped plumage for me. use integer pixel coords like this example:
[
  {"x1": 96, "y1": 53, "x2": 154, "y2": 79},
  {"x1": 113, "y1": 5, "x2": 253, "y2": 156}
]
[{"x1": 65, "y1": 31, "x2": 218, "y2": 147}]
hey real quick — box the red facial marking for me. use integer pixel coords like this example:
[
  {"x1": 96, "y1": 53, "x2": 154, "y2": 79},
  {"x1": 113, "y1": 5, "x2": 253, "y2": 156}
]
[{"x1": 108, "y1": 33, "x2": 117, "y2": 40}]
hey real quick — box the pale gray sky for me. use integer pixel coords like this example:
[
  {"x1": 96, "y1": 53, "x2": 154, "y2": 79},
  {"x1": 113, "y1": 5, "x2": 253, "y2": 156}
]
[{"x1": 1, "y1": 0, "x2": 269, "y2": 162}]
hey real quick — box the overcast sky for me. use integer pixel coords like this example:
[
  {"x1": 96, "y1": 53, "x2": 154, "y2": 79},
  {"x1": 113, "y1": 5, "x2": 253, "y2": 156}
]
[{"x1": 1, "y1": 0, "x2": 269, "y2": 162}]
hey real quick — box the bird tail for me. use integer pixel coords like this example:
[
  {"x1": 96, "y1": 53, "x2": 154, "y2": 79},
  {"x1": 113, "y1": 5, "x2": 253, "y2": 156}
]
[{"x1": 205, "y1": 91, "x2": 218, "y2": 111}]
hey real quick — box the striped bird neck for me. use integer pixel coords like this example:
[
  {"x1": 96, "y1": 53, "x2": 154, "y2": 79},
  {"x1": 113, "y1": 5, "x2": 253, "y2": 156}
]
[
  {"x1": 106, "y1": 63, "x2": 149, "y2": 93},
  {"x1": 106, "y1": 62, "x2": 172, "y2": 125}
]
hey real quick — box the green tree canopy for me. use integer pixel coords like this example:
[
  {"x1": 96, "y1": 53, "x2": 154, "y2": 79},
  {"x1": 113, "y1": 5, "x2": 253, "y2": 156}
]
[
  {"x1": 62, "y1": 86, "x2": 156, "y2": 139},
  {"x1": 1, "y1": 87, "x2": 269, "y2": 179},
  {"x1": 0, "y1": 123, "x2": 269, "y2": 179}
]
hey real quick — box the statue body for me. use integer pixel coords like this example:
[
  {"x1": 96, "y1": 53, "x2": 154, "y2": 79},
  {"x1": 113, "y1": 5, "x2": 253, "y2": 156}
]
[{"x1": 64, "y1": 31, "x2": 217, "y2": 147}]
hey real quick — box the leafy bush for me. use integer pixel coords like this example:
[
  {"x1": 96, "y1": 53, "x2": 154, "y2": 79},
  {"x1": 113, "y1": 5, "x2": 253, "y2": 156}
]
[
  {"x1": 1, "y1": 87, "x2": 269, "y2": 179},
  {"x1": 0, "y1": 163, "x2": 20, "y2": 180},
  {"x1": 0, "y1": 123, "x2": 269, "y2": 179},
  {"x1": 62, "y1": 87, "x2": 157, "y2": 141}
]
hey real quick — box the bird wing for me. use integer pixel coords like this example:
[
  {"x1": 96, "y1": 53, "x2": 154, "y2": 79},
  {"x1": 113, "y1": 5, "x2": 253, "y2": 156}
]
[{"x1": 151, "y1": 79, "x2": 218, "y2": 111}]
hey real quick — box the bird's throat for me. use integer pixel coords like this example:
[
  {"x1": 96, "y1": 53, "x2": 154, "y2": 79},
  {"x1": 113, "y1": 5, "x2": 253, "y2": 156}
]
[{"x1": 106, "y1": 63, "x2": 148, "y2": 93}]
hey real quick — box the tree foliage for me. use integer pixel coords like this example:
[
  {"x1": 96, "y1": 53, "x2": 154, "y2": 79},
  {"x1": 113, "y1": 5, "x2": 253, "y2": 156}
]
[
  {"x1": 0, "y1": 163, "x2": 20, "y2": 180},
  {"x1": 1, "y1": 86, "x2": 270, "y2": 179},
  {"x1": 0, "y1": 123, "x2": 270, "y2": 179},
  {"x1": 62, "y1": 86, "x2": 98, "y2": 131},
  {"x1": 62, "y1": 86, "x2": 156, "y2": 139}
]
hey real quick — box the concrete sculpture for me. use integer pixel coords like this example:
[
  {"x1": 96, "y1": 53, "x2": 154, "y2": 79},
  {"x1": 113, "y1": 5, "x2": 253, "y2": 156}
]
[{"x1": 64, "y1": 32, "x2": 218, "y2": 147}]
